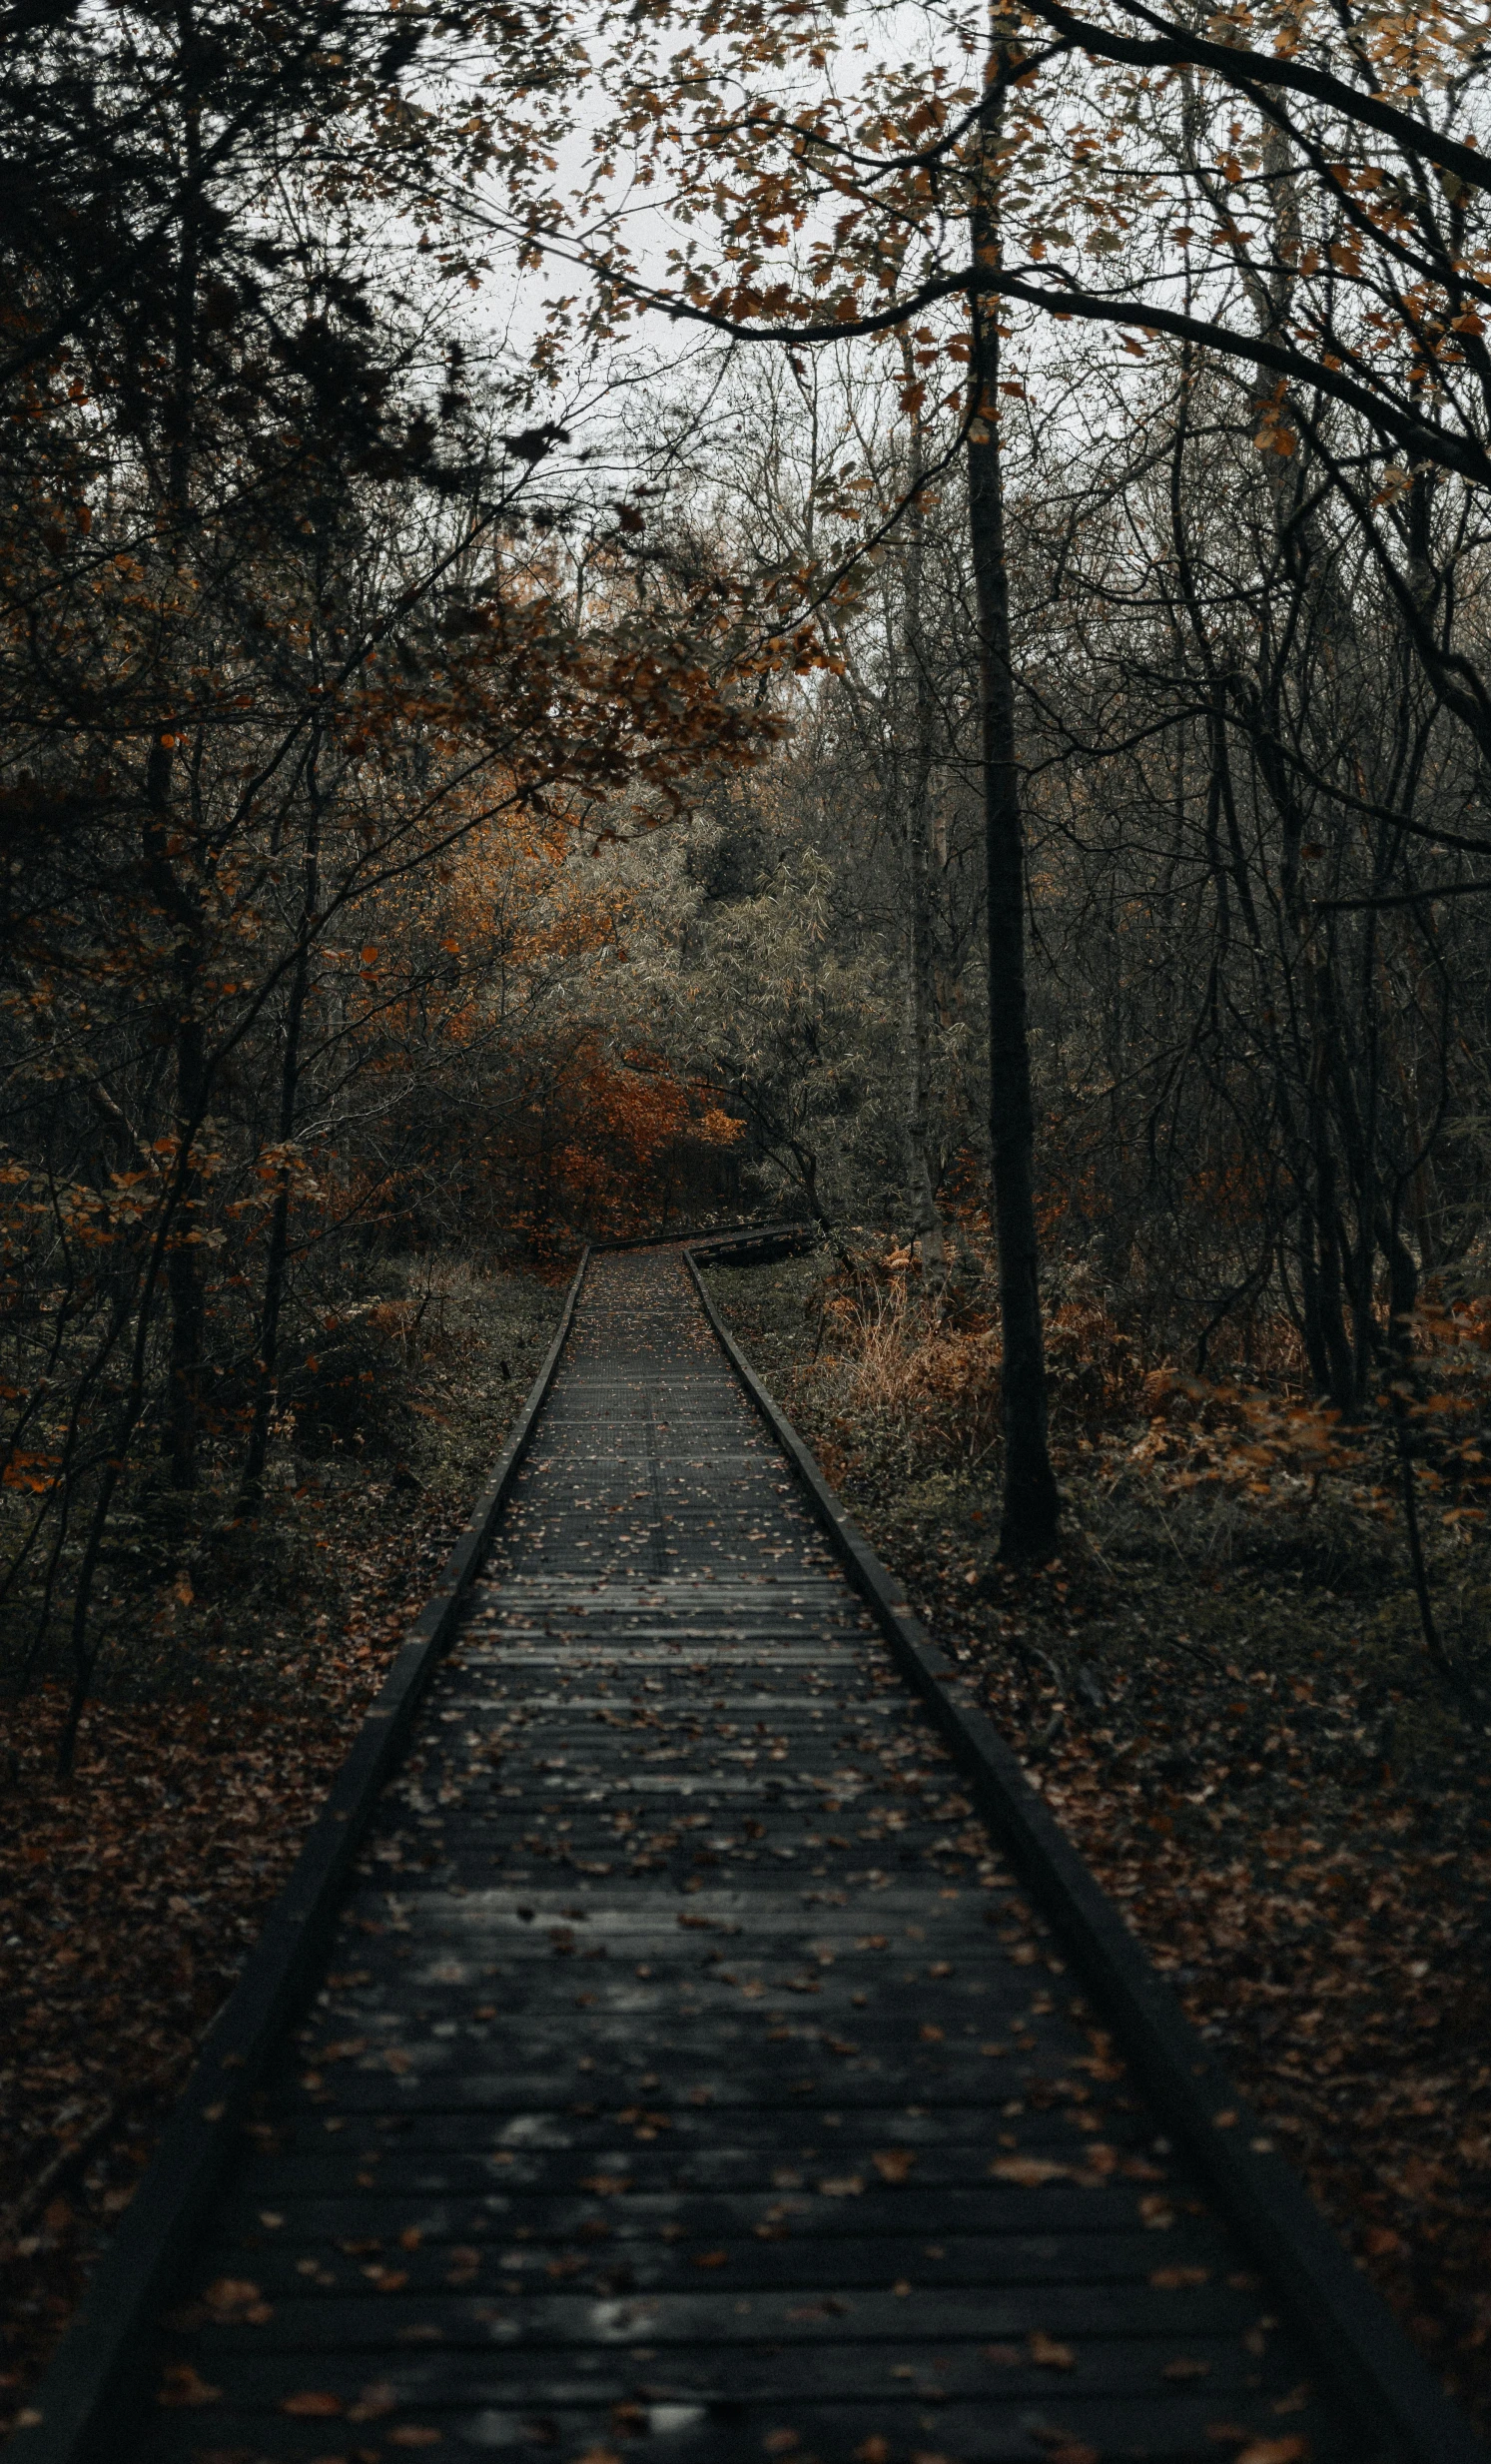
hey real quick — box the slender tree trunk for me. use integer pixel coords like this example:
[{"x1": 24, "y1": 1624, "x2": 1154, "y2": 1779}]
[
  {"x1": 239, "y1": 797, "x2": 319, "y2": 1505},
  {"x1": 969, "y1": 34, "x2": 1060, "y2": 1560},
  {"x1": 899, "y1": 386, "x2": 946, "y2": 1272},
  {"x1": 153, "y1": 65, "x2": 207, "y2": 1488},
  {"x1": 163, "y1": 990, "x2": 208, "y2": 1487}
]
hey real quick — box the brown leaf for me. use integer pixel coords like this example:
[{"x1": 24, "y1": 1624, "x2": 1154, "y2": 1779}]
[
  {"x1": 989, "y1": 2155, "x2": 1069, "y2": 2186},
  {"x1": 281, "y1": 2390, "x2": 345, "y2": 2417},
  {"x1": 156, "y1": 2364, "x2": 222, "y2": 2408},
  {"x1": 349, "y1": 2380, "x2": 399, "y2": 2421},
  {"x1": 201, "y1": 2275, "x2": 273, "y2": 2324},
  {"x1": 871, "y1": 2148, "x2": 916, "y2": 2183},
  {"x1": 1029, "y1": 2329, "x2": 1076, "y2": 2369}
]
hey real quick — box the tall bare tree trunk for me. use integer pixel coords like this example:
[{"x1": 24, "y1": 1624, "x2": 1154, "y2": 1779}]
[
  {"x1": 240, "y1": 791, "x2": 320, "y2": 1505},
  {"x1": 152, "y1": 58, "x2": 207, "y2": 1488},
  {"x1": 970, "y1": 28, "x2": 1060, "y2": 1559},
  {"x1": 899, "y1": 387, "x2": 947, "y2": 1271}
]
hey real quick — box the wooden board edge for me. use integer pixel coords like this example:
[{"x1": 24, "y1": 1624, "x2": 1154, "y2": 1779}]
[
  {"x1": 6, "y1": 1250, "x2": 591, "y2": 2464},
  {"x1": 590, "y1": 1217, "x2": 819, "y2": 1255},
  {"x1": 684, "y1": 1242, "x2": 1488, "y2": 2464}
]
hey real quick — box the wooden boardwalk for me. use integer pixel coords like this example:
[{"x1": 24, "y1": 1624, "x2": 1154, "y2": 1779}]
[{"x1": 135, "y1": 1247, "x2": 1356, "y2": 2462}]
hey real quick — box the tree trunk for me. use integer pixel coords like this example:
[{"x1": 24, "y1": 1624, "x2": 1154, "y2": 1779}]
[
  {"x1": 239, "y1": 792, "x2": 320, "y2": 1505},
  {"x1": 899, "y1": 386, "x2": 947, "y2": 1272},
  {"x1": 969, "y1": 34, "x2": 1060, "y2": 1560},
  {"x1": 154, "y1": 75, "x2": 207, "y2": 1488}
]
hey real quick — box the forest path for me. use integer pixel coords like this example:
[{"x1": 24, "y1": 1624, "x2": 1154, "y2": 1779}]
[{"x1": 136, "y1": 1247, "x2": 1349, "y2": 2463}]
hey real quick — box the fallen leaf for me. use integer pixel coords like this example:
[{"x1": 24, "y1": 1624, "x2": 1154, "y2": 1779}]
[
  {"x1": 349, "y1": 2380, "x2": 399, "y2": 2421},
  {"x1": 816, "y1": 2174, "x2": 866, "y2": 2196},
  {"x1": 202, "y1": 2276, "x2": 273, "y2": 2325},
  {"x1": 989, "y1": 2156, "x2": 1069, "y2": 2186},
  {"x1": 1030, "y1": 2329, "x2": 1076, "y2": 2369},
  {"x1": 156, "y1": 2364, "x2": 222, "y2": 2408},
  {"x1": 281, "y1": 2391, "x2": 345, "y2": 2418},
  {"x1": 871, "y1": 2148, "x2": 916, "y2": 2183}
]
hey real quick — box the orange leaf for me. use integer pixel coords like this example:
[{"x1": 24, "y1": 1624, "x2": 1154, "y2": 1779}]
[{"x1": 989, "y1": 2155, "x2": 1069, "y2": 2186}]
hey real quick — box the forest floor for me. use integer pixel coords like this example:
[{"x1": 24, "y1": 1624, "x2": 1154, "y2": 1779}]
[
  {"x1": 0, "y1": 1250, "x2": 569, "y2": 2440},
  {"x1": 704, "y1": 1242, "x2": 1491, "y2": 2442}
]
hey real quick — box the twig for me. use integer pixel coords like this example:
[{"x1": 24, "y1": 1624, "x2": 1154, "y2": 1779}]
[
  {"x1": 0, "y1": 2100, "x2": 123, "y2": 2250},
  {"x1": 0, "y1": 2026, "x2": 215, "y2": 2252},
  {"x1": 1390, "y1": 1391, "x2": 1480, "y2": 1712}
]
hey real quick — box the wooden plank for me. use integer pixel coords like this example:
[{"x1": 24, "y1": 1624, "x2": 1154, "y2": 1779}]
[{"x1": 138, "y1": 2391, "x2": 1334, "y2": 2464}]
